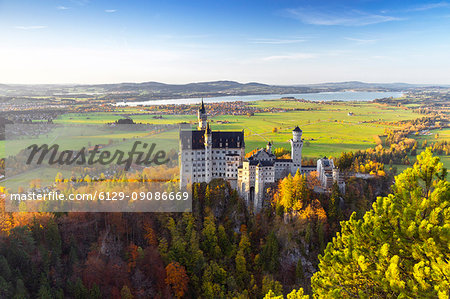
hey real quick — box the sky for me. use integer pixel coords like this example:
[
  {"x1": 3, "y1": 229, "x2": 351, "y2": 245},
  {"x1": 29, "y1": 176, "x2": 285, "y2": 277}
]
[{"x1": 0, "y1": 0, "x2": 449, "y2": 85}]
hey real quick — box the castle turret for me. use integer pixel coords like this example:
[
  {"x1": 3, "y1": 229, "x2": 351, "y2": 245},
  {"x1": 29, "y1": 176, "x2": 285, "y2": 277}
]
[
  {"x1": 290, "y1": 126, "x2": 303, "y2": 173},
  {"x1": 198, "y1": 99, "x2": 207, "y2": 130},
  {"x1": 292, "y1": 126, "x2": 302, "y2": 141},
  {"x1": 266, "y1": 141, "x2": 272, "y2": 153}
]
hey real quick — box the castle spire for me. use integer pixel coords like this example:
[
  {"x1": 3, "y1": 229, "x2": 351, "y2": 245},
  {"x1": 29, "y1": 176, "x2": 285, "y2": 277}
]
[
  {"x1": 198, "y1": 98, "x2": 207, "y2": 130},
  {"x1": 266, "y1": 141, "x2": 272, "y2": 153},
  {"x1": 200, "y1": 98, "x2": 206, "y2": 113}
]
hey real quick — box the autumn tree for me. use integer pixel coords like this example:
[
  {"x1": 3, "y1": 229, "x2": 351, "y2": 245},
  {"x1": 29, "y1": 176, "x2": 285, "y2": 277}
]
[
  {"x1": 264, "y1": 288, "x2": 309, "y2": 298},
  {"x1": 0, "y1": 191, "x2": 13, "y2": 235},
  {"x1": 143, "y1": 223, "x2": 158, "y2": 247},
  {"x1": 261, "y1": 275, "x2": 283, "y2": 297},
  {"x1": 165, "y1": 262, "x2": 189, "y2": 298},
  {"x1": 127, "y1": 243, "x2": 140, "y2": 272},
  {"x1": 201, "y1": 261, "x2": 227, "y2": 298}
]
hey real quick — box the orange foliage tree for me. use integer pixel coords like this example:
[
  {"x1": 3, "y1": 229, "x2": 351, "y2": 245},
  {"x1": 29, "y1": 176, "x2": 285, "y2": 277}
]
[
  {"x1": 127, "y1": 243, "x2": 140, "y2": 272},
  {"x1": 165, "y1": 261, "x2": 189, "y2": 298},
  {"x1": 143, "y1": 223, "x2": 158, "y2": 247}
]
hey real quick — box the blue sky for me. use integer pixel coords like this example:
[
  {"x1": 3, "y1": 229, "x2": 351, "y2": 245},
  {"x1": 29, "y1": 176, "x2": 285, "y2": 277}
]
[{"x1": 0, "y1": 0, "x2": 449, "y2": 84}]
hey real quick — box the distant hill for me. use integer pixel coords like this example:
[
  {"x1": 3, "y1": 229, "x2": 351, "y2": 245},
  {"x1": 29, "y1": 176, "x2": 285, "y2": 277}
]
[
  {"x1": 296, "y1": 81, "x2": 420, "y2": 90},
  {"x1": 0, "y1": 81, "x2": 313, "y2": 98},
  {"x1": 0, "y1": 80, "x2": 446, "y2": 100},
  {"x1": 81, "y1": 80, "x2": 313, "y2": 94}
]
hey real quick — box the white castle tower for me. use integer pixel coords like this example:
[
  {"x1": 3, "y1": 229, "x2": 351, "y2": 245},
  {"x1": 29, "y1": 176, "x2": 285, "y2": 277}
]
[
  {"x1": 197, "y1": 99, "x2": 207, "y2": 130},
  {"x1": 290, "y1": 126, "x2": 303, "y2": 173}
]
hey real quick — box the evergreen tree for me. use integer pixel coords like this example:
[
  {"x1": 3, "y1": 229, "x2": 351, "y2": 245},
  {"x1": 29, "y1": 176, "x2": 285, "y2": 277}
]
[
  {"x1": 89, "y1": 283, "x2": 102, "y2": 299},
  {"x1": 0, "y1": 276, "x2": 12, "y2": 298},
  {"x1": 0, "y1": 255, "x2": 11, "y2": 280},
  {"x1": 71, "y1": 278, "x2": 89, "y2": 299},
  {"x1": 296, "y1": 258, "x2": 304, "y2": 282},
  {"x1": 120, "y1": 285, "x2": 133, "y2": 299},
  {"x1": 312, "y1": 149, "x2": 450, "y2": 298},
  {"x1": 45, "y1": 219, "x2": 62, "y2": 264},
  {"x1": 328, "y1": 182, "x2": 343, "y2": 230},
  {"x1": 14, "y1": 278, "x2": 28, "y2": 299},
  {"x1": 37, "y1": 272, "x2": 52, "y2": 299},
  {"x1": 261, "y1": 232, "x2": 279, "y2": 272},
  {"x1": 217, "y1": 224, "x2": 232, "y2": 257},
  {"x1": 201, "y1": 213, "x2": 221, "y2": 258},
  {"x1": 205, "y1": 185, "x2": 211, "y2": 206}
]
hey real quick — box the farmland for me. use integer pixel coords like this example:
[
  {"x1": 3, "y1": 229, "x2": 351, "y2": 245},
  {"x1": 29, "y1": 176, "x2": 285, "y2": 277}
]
[
  {"x1": 1, "y1": 96, "x2": 448, "y2": 191},
  {"x1": 51, "y1": 99, "x2": 424, "y2": 159}
]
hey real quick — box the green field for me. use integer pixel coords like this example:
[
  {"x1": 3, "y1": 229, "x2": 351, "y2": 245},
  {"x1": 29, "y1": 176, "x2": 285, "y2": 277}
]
[
  {"x1": 50, "y1": 100, "x2": 425, "y2": 159},
  {"x1": 2, "y1": 99, "x2": 447, "y2": 191},
  {"x1": 224, "y1": 101, "x2": 414, "y2": 157},
  {"x1": 55, "y1": 112, "x2": 195, "y2": 125},
  {"x1": 1, "y1": 126, "x2": 180, "y2": 193},
  {"x1": 2, "y1": 167, "x2": 73, "y2": 193},
  {"x1": 406, "y1": 127, "x2": 450, "y2": 170},
  {"x1": 1, "y1": 124, "x2": 180, "y2": 158}
]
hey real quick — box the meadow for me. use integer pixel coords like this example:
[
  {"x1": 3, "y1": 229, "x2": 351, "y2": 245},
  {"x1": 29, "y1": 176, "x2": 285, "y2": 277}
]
[
  {"x1": 3, "y1": 98, "x2": 447, "y2": 191},
  {"x1": 51, "y1": 100, "x2": 423, "y2": 159},
  {"x1": 1, "y1": 124, "x2": 180, "y2": 192},
  {"x1": 406, "y1": 127, "x2": 450, "y2": 170}
]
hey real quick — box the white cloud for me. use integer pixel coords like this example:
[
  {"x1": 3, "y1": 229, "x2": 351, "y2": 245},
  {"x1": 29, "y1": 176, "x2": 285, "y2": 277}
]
[
  {"x1": 408, "y1": 2, "x2": 449, "y2": 12},
  {"x1": 57, "y1": 6, "x2": 70, "y2": 10},
  {"x1": 371, "y1": 55, "x2": 391, "y2": 60},
  {"x1": 262, "y1": 53, "x2": 316, "y2": 61},
  {"x1": 157, "y1": 34, "x2": 211, "y2": 39},
  {"x1": 285, "y1": 8, "x2": 402, "y2": 26},
  {"x1": 14, "y1": 26, "x2": 48, "y2": 30},
  {"x1": 249, "y1": 38, "x2": 306, "y2": 44},
  {"x1": 345, "y1": 37, "x2": 377, "y2": 44},
  {"x1": 105, "y1": 9, "x2": 117, "y2": 13}
]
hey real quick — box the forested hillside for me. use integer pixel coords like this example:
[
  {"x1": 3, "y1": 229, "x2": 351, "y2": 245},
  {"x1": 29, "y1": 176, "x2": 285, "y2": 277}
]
[{"x1": 0, "y1": 149, "x2": 448, "y2": 298}]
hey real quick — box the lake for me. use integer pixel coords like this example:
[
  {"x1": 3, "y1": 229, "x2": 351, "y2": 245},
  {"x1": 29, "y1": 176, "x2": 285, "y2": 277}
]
[{"x1": 116, "y1": 91, "x2": 403, "y2": 106}]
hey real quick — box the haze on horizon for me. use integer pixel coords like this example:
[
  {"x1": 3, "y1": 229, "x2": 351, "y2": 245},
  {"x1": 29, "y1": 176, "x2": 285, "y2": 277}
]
[{"x1": 0, "y1": 0, "x2": 449, "y2": 85}]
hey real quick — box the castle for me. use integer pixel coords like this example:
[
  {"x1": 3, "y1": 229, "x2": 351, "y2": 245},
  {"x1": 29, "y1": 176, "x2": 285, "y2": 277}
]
[{"x1": 179, "y1": 101, "x2": 343, "y2": 211}]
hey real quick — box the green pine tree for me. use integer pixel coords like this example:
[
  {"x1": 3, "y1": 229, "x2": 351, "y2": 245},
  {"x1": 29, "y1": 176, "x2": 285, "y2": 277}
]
[{"x1": 311, "y1": 149, "x2": 450, "y2": 298}]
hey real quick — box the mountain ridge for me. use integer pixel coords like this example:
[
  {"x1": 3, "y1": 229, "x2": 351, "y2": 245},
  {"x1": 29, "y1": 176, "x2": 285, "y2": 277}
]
[{"x1": 0, "y1": 80, "x2": 447, "y2": 99}]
